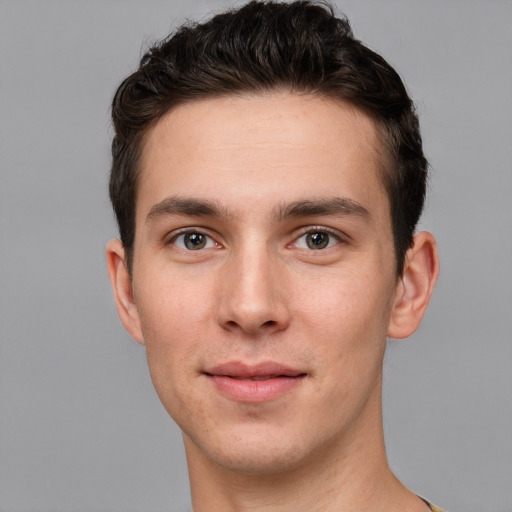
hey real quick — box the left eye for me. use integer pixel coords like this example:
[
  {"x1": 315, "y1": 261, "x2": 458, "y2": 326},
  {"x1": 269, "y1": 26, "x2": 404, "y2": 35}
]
[
  {"x1": 173, "y1": 232, "x2": 216, "y2": 250},
  {"x1": 295, "y1": 231, "x2": 339, "y2": 250}
]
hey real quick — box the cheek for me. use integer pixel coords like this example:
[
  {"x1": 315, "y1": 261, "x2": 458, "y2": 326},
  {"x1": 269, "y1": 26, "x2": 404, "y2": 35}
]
[
  {"x1": 296, "y1": 268, "x2": 392, "y2": 341},
  {"x1": 133, "y1": 276, "x2": 212, "y2": 399},
  {"x1": 301, "y1": 279, "x2": 389, "y2": 417},
  {"x1": 294, "y1": 268, "x2": 393, "y2": 389},
  {"x1": 135, "y1": 266, "x2": 214, "y2": 340}
]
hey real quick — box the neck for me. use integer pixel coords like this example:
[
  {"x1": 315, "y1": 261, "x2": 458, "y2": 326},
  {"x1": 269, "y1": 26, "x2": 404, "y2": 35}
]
[
  {"x1": 183, "y1": 384, "x2": 427, "y2": 512},
  {"x1": 187, "y1": 445, "x2": 397, "y2": 512}
]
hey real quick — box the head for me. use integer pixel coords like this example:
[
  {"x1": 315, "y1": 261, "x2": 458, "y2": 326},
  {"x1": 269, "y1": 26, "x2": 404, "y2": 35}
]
[
  {"x1": 109, "y1": 0, "x2": 427, "y2": 276},
  {"x1": 106, "y1": 0, "x2": 438, "y2": 481}
]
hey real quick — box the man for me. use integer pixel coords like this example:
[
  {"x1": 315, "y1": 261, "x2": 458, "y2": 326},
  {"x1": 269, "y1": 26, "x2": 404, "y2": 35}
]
[{"x1": 106, "y1": 1, "x2": 441, "y2": 511}]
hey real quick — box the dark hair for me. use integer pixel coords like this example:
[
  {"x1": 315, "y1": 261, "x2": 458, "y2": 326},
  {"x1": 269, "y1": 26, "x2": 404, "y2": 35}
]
[{"x1": 110, "y1": 0, "x2": 428, "y2": 275}]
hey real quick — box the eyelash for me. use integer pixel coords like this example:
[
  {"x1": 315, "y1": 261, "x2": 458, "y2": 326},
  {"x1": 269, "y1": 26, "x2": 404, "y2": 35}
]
[
  {"x1": 165, "y1": 224, "x2": 347, "y2": 251},
  {"x1": 291, "y1": 226, "x2": 344, "y2": 251},
  {"x1": 167, "y1": 229, "x2": 220, "y2": 251}
]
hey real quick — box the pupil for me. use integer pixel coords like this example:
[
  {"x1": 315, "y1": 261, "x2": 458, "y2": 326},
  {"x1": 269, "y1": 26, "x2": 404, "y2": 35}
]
[
  {"x1": 307, "y1": 232, "x2": 329, "y2": 249},
  {"x1": 185, "y1": 233, "x2": 206, "y2": 250}
]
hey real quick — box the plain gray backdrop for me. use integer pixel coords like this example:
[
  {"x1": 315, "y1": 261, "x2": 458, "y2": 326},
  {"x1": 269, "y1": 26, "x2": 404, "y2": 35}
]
[{"x1": 1, "y1": 1, "x2": 511, "y2": 511}]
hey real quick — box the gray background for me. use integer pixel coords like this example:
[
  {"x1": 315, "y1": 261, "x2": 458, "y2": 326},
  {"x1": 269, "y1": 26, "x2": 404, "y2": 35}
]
[{"x1": 1, "y1": 0, "x2": 511, "y2": 511}]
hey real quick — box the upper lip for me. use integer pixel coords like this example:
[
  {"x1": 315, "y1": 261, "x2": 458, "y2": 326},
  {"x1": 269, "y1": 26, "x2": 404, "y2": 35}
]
[{"x1": 204, "y1": 361, "x2": 306, "y2": 378}]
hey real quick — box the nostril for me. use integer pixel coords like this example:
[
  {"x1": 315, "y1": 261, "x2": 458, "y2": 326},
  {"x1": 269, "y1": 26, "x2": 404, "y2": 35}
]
[
  {"x1": 217, "y1": 298, "x2": 291, "y2": 335},
  {"x1": 222, "y1": 318, "x2": 280, "y2": 334}
]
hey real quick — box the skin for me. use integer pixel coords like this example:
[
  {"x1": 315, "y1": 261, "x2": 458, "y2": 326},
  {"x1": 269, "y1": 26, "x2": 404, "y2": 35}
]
[{"x1": 107, "y1": 92, "x2": 439, "y2": 512}]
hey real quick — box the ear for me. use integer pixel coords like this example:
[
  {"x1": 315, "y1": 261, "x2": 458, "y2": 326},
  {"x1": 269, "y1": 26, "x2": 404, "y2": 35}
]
[
  {"x1": 387, "y1": 231, "x2": 440, "y2": 339},
  {"x1": 106, "y1": 239, "x2": 144, "y2": 344}
]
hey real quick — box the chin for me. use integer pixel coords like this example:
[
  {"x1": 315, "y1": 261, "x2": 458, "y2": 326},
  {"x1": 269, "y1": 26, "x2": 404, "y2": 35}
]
[
  {"x1": 206, "y1": 446, "x2": 306, "y2": 476},
  {"x1": 184, "y1": 423, "x2": 315, "y2": 475}
]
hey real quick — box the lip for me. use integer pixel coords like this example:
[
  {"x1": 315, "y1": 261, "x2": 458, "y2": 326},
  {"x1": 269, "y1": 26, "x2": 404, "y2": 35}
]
[{"x1": 204, "y1": 361, "x2": 307, "y2": 402}]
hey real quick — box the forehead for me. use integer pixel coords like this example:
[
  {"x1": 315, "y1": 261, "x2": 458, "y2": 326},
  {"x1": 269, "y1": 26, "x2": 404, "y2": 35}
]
[{"x1": 137, "y1": 92, "x2": 388, "y2": 222}]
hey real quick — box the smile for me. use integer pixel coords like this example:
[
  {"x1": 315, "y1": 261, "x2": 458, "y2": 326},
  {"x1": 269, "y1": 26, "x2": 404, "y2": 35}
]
[
  {"x1": 204, "y1": 362, "x2": 307, "y2": 402},
  {"x1": 230, "y1": 375, "x2": 286, "y2": 381}
]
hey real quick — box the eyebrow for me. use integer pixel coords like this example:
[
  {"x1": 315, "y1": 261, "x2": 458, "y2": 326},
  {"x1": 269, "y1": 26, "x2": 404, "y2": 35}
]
[
  {"x1": 146, "y1": 195, "x2": 370, "y2": 224},
  {"x1": 273, "y1": 197, "x2": 370, "y2": 221},
  {"x1": 146, "y1": 196, "x2": 230, "y2": 223}
]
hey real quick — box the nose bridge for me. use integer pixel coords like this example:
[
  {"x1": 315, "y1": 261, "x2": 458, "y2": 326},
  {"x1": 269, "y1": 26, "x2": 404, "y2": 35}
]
[{"x1": 216, "y1": 236, "x2": 289, "y2": 335}]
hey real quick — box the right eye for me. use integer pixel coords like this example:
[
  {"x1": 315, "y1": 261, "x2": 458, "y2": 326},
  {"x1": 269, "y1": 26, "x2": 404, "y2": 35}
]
[{"x1": 172, "y1": 231, "x2": 217, "y2": 250}]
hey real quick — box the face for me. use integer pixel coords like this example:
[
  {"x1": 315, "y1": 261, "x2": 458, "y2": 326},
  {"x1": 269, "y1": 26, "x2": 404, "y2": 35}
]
[{"x1": 119, "y1": 93, "x2": 403, "y2": 473}]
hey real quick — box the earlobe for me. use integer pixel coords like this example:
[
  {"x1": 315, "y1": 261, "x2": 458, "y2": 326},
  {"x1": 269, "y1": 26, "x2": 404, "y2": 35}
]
[
  {"x1": 387, "y1": 231, "x2": 440, "y2": 340},
  {"x1": 105, "y1": 239, "x2": 144, "y2": 344}
]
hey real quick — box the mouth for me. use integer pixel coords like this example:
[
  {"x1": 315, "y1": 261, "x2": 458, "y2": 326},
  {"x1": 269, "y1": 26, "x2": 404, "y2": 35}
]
[
  {"x1": 203, "y1": 362, "x2": 307, "y2": 402},
  {"x1": 227, "y1": 374, "x2": 301, "y2": 381}
]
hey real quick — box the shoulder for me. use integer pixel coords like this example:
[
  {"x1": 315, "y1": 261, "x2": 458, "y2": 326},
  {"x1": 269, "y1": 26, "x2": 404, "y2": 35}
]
[{"x1": 419, "y1": 496, "x2": 446, "y2": 512}]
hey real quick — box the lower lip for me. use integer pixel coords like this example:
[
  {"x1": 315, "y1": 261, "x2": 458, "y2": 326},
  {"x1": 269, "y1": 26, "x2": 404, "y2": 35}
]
[{"x1": 207, "y1": 375, "x2": 305, "y2": 402}]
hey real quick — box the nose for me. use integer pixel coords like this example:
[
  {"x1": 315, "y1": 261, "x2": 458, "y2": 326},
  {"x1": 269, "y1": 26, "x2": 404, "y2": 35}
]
[{"x1": 215, "y1": 245, "x2": 291, "y2": 336}]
